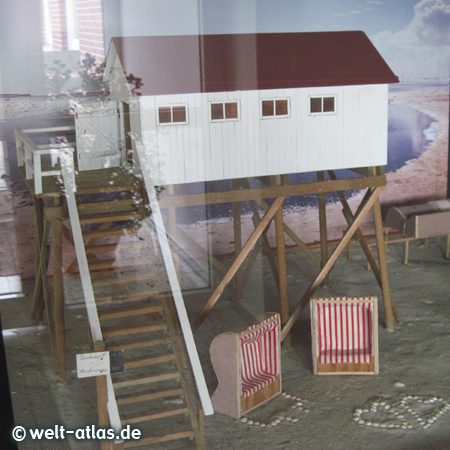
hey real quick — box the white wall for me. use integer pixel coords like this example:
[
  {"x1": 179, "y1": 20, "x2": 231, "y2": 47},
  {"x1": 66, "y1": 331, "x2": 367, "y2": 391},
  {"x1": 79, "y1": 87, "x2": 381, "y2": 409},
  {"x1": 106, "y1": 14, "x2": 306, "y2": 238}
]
[{"x1": 138, "y1": 84, "x2": 389, "y2": 185}]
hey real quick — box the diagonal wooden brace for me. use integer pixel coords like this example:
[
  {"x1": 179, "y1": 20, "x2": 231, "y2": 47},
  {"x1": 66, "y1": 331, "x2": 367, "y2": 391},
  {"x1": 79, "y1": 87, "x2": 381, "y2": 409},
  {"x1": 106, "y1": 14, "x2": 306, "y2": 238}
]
[
  {"x1": 280, "y1": 186, "x2": 383, "y2": 341},
  {"x1": 193, "y1": 197, "x2": 285, "y2": 331},
  {"x1": 328, "y1": 171, "x2": 402, "y2": 325}
]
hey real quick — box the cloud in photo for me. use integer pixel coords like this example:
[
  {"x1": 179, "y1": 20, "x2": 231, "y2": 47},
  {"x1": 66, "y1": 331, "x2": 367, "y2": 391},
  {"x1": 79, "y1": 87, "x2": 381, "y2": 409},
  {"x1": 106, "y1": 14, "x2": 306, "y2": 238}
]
[{"x1": 373, "y1": 0, "x2": 450, "y2": 79}]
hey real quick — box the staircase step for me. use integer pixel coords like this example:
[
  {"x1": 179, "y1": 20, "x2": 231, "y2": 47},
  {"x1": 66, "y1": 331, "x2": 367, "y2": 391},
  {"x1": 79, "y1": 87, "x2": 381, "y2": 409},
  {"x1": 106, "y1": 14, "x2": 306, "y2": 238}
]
[
  {"x1": 96, "y1": 290, "x2": 160, "y2": 303},
  {"x1": 113, "y1": 372, "x2": 180, "y2": 389},
  {"x1": 125, "y1": 354, "x2": 176, "y2": 370},
  {"x1": 103, "y1": 323, "x2": 167, "y2": 338},
  {"x1": 85, "y1": 241, "x2": 146, "y2": 254},
  {"x1": 122, "y1": 407, "x2": 188, "y2": 425},
  {"x1": 123, "y1": 431, "x2": 194, "y2": 448},
  {"x1": 116, "y1": 388, "x2": 183, "y2": 406},
  {"x1": 93, "y1": 274, "x2": 159, "y2": 288},
  {"x1": 107, "y1": 336, "x2": 171, "y2": 351},
  {"x1": 88, "y1": 258, "x2": 153, "y2": 272},
  {"x1": 80, "y1": 211, "x2": 142, "y2": 225},
  {"x1": 82, "y1": 224, "x2": 140, "y2": 240},
  {"x1": 99, "y1": 304, "x2": 163, "y2": 320},
  {"x1": 78, "y1": 198, "x2": 140, "y2": 212}
]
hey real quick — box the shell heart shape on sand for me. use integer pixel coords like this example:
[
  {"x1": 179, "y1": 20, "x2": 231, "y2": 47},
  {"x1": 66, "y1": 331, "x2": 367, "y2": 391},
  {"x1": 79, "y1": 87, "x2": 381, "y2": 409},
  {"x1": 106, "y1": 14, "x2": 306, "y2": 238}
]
[{"x1": 354, "y1": 396, "x2": 450, "y2": 430}]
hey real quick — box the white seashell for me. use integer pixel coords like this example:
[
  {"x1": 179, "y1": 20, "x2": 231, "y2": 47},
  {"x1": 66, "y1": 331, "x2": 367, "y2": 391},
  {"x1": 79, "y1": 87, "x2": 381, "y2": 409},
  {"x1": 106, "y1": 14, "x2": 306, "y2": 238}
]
[
  {"x1": 285, "y1": 417, "x2": 292, "y2": 421},
  {"x1": 385, "y1": 405, "x2": 391, "y2": 410},
  {"x1": 379, "y1": 402, "x2": 386, "y2": 406},
  {"x1": 254, "y1": 422, "x2": 260, "y2": 426},
  {"x1": 260, "y1": 423, "x2": 266, "y2": 428},
  {"x1": 358, "y1": 420, "x2": 365, "y2": 425},
  {"x1": 424, "y1": 400, "x2": 430, "y2": 404},
  {"x1": 248, "y1": 420, "x2": 254, "y2": 425},
  {"x1": 297, "y1": 402, "x2": 303, "y2": 406},
  {"x1": 388, "y1": 424, "x2": 394, "y2": 428},
  {"x1": 362, "y1": 409, "x2": 369, "y2": 413},
  {"x1": 373, "y1": 423, "x2": 380, "y2": 428},
  {"x1": 285, "y1": 394, "x2": 291, "y2": 399},
  {"x1": 380, "y1": 423, "x2": 387, "y2": 428},
  {"x1": 389, "y1": 408, "x2": 396, "y2": 413},
  {"x1": 407, "y1": 425, "x2": 413, "y2": 429},
  {"x1": 241, "y1": 417, "x2": 248, "y2": 423},
  {"x1": 292, "y1": 418, "x2": 299, "y2": 423},
  {"x1": 355, "y1": 409, "x2": 363, "y2": 414},
  {"x1": 394, "y1": 382, "x2": 406, "y2": 388},
  {"x1": 366, "y1": 422, "x2": 372, "y2": 427},
  {"x1": 282, "y1": 392, "x2": 287, "y2": 396}
]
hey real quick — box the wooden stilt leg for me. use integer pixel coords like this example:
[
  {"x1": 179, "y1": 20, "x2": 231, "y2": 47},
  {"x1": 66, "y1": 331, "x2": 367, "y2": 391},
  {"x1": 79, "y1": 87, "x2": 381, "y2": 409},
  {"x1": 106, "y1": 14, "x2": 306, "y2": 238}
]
[
  {"x1": 280, "y1": 186, "x2": 383, "y2": 341},
  {"x1": 232, "y1": 180, "x2": 244, "y2": 300},
  {"x1": 51, "y1": 216, "x2": 66, "y2": 382},
  {"x1": 239, "y1": 179, "x2": 320, "y2": 268},
  {"x1": 275, "y1": 198, "x2": 290, "y2": 348},
  {"x1": 317, "y1": 171, "x2": 329, "y2": 286},
  {"x1": 328, "y1": 170, "x2": 402, "y2": 325},
  {"x1": 372, "y1": 195, "x2": 395, "y2": 330},
  {"x1": 446, "y1": 234, "x2": 450, "y2": 259},
  {"x1": 194, "y1": 197, "x2": 285, "y2": 331}
]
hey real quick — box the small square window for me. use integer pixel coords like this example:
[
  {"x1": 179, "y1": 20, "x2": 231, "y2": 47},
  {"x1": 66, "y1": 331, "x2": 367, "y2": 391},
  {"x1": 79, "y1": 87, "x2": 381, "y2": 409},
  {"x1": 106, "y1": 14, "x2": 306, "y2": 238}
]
[
  {"x1": 310, "y1": 97, "x2": 322, "y2": 114},
  {"x1": 275, "y1": 99, "x2": 288, "y2": 116},
  {"x1": 262, "y1": 100, "x2": 275, "y2": 116},
  {"x1": 310, "y1": 96, "x2": 336, "y2": 114},
  {"x1": 211, "y1": 103, "x2": 224, "y2": 120},
  {"x1": 225, "y1": 102, "x2": 238, "y2": 119},
  {"x1": 323, "y1": 97, "x2": 335, "y2": 112},
  {"x1": 157, "y1": 105, "x2": 188, "y2": 125},
  {"x1": 261, "y1": 98, "x2": 289, "y2": 118},
  {"x1": 210, "y1": 101, "x2": 239, "y2": 121},
  {"x1": 158, "y1": 107, "x2": 172, "y2": 124}
]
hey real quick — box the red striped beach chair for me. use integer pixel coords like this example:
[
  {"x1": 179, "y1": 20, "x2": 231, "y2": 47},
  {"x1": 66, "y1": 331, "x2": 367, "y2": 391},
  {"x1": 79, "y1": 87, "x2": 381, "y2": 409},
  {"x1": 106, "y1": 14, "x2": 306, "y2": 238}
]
[
  {"x1": 310, "y1": 297, "x2": 379, "y2": 375},
  {"x1": 210, "y1": 313, "x2": 281, "y2": 418}
]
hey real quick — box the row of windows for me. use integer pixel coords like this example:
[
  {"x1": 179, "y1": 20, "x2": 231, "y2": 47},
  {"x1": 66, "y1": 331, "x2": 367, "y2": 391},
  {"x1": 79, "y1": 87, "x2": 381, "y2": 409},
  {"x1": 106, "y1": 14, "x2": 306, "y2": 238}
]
[{"x1": 157, "y1": 96, "x2": 336, "y2": 125}]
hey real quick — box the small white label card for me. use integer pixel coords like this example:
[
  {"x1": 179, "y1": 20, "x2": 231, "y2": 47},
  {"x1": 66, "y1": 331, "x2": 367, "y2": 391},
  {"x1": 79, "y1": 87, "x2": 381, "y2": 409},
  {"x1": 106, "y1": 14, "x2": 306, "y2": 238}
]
[{"x1": 76, "y1": 351, "x2": 110, "y2": 378}]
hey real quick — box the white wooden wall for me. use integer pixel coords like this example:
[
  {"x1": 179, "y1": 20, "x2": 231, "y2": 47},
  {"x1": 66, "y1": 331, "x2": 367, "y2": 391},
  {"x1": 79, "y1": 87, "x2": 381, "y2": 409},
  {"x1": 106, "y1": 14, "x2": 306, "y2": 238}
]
[
  {"x1": 137, "y1": 84, "x2": 388, "y2": 185},
  {"x1": 75, "y1": 102, "x2": 122, "y2": 171}
]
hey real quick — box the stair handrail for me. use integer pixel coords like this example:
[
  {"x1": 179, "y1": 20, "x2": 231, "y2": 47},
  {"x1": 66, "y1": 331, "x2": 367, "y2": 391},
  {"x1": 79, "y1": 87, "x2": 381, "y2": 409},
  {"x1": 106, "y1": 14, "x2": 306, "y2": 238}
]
[
  {"x1": 132, "y1": 138, "x2": 214, "y2": 416},
  {"x1": 59, "y1": 149, "x2": 123, "y2": 435}
]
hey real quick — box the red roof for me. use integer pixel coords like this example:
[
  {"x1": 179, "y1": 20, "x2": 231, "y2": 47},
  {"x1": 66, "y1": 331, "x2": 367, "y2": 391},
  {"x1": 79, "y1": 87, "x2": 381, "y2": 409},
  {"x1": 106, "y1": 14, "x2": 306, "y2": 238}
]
[{"x1": 108, "y1": 31, "x2": 398, "y2": 96}]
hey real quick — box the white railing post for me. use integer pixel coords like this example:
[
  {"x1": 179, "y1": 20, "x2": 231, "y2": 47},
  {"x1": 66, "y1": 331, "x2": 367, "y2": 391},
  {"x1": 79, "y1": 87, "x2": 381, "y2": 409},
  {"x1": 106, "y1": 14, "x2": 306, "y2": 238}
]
[
  {"x1": 59, "y1": 150, "x2": 122, "y2": 436},
  {"x1": 133, "y1": 139, "x2": 214, "y2": 416}
]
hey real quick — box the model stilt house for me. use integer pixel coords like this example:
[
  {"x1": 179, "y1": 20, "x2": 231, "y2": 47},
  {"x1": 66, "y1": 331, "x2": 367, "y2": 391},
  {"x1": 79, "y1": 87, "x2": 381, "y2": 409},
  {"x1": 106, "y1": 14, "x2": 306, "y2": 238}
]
[{"x1": 103, "y1": 31, "x2": 398, "y2": 185}]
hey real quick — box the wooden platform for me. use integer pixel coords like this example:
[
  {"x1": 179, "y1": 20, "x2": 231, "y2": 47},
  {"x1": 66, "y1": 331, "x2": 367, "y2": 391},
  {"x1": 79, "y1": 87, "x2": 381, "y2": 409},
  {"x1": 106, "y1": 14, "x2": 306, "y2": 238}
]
[{"x1": 19, "y1": 165, "x2": 144, "y2": 198}]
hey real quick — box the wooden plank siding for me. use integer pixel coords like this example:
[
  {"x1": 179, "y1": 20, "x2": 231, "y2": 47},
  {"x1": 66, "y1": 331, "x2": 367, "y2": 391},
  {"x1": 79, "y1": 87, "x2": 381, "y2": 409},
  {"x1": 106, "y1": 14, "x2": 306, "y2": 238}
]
[{"x1": 135, "y1": 84, "x2": 388, "y2": 185}]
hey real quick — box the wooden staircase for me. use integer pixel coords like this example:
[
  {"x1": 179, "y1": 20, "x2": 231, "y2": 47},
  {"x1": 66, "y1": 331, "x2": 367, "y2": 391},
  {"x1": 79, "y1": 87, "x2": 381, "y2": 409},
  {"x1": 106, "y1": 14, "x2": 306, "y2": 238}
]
[{"x1": 69, "y1": 184, "x2": 205, "y2": 449}]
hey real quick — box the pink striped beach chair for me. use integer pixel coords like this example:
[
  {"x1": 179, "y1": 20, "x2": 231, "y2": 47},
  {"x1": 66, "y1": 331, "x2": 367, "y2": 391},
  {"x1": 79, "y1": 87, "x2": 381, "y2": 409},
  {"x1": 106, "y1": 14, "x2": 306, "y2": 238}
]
[
  {"x1": 310, "y1": 297, "x2": 379, "y2": 375},
  {"x1": 210, "y1": 313, "x2": 281, "y2": 418}
]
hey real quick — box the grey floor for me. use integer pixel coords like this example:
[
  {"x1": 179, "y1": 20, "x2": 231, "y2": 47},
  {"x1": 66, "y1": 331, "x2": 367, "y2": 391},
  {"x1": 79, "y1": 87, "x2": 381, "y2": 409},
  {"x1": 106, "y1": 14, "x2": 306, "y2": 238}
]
[{"x1": 2, "y1": 237, "x2": 450, "y2": 450}]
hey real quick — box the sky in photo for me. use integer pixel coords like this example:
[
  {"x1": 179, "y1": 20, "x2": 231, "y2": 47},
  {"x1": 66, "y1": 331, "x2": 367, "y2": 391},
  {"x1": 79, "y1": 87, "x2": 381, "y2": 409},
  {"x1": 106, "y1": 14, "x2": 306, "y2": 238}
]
[
  {"x1": 115, "y1": 0, "x2": 450, "y2": 80},
  {"x1": 199, "y1": 0, "x2": 450, "y2": 79}
]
